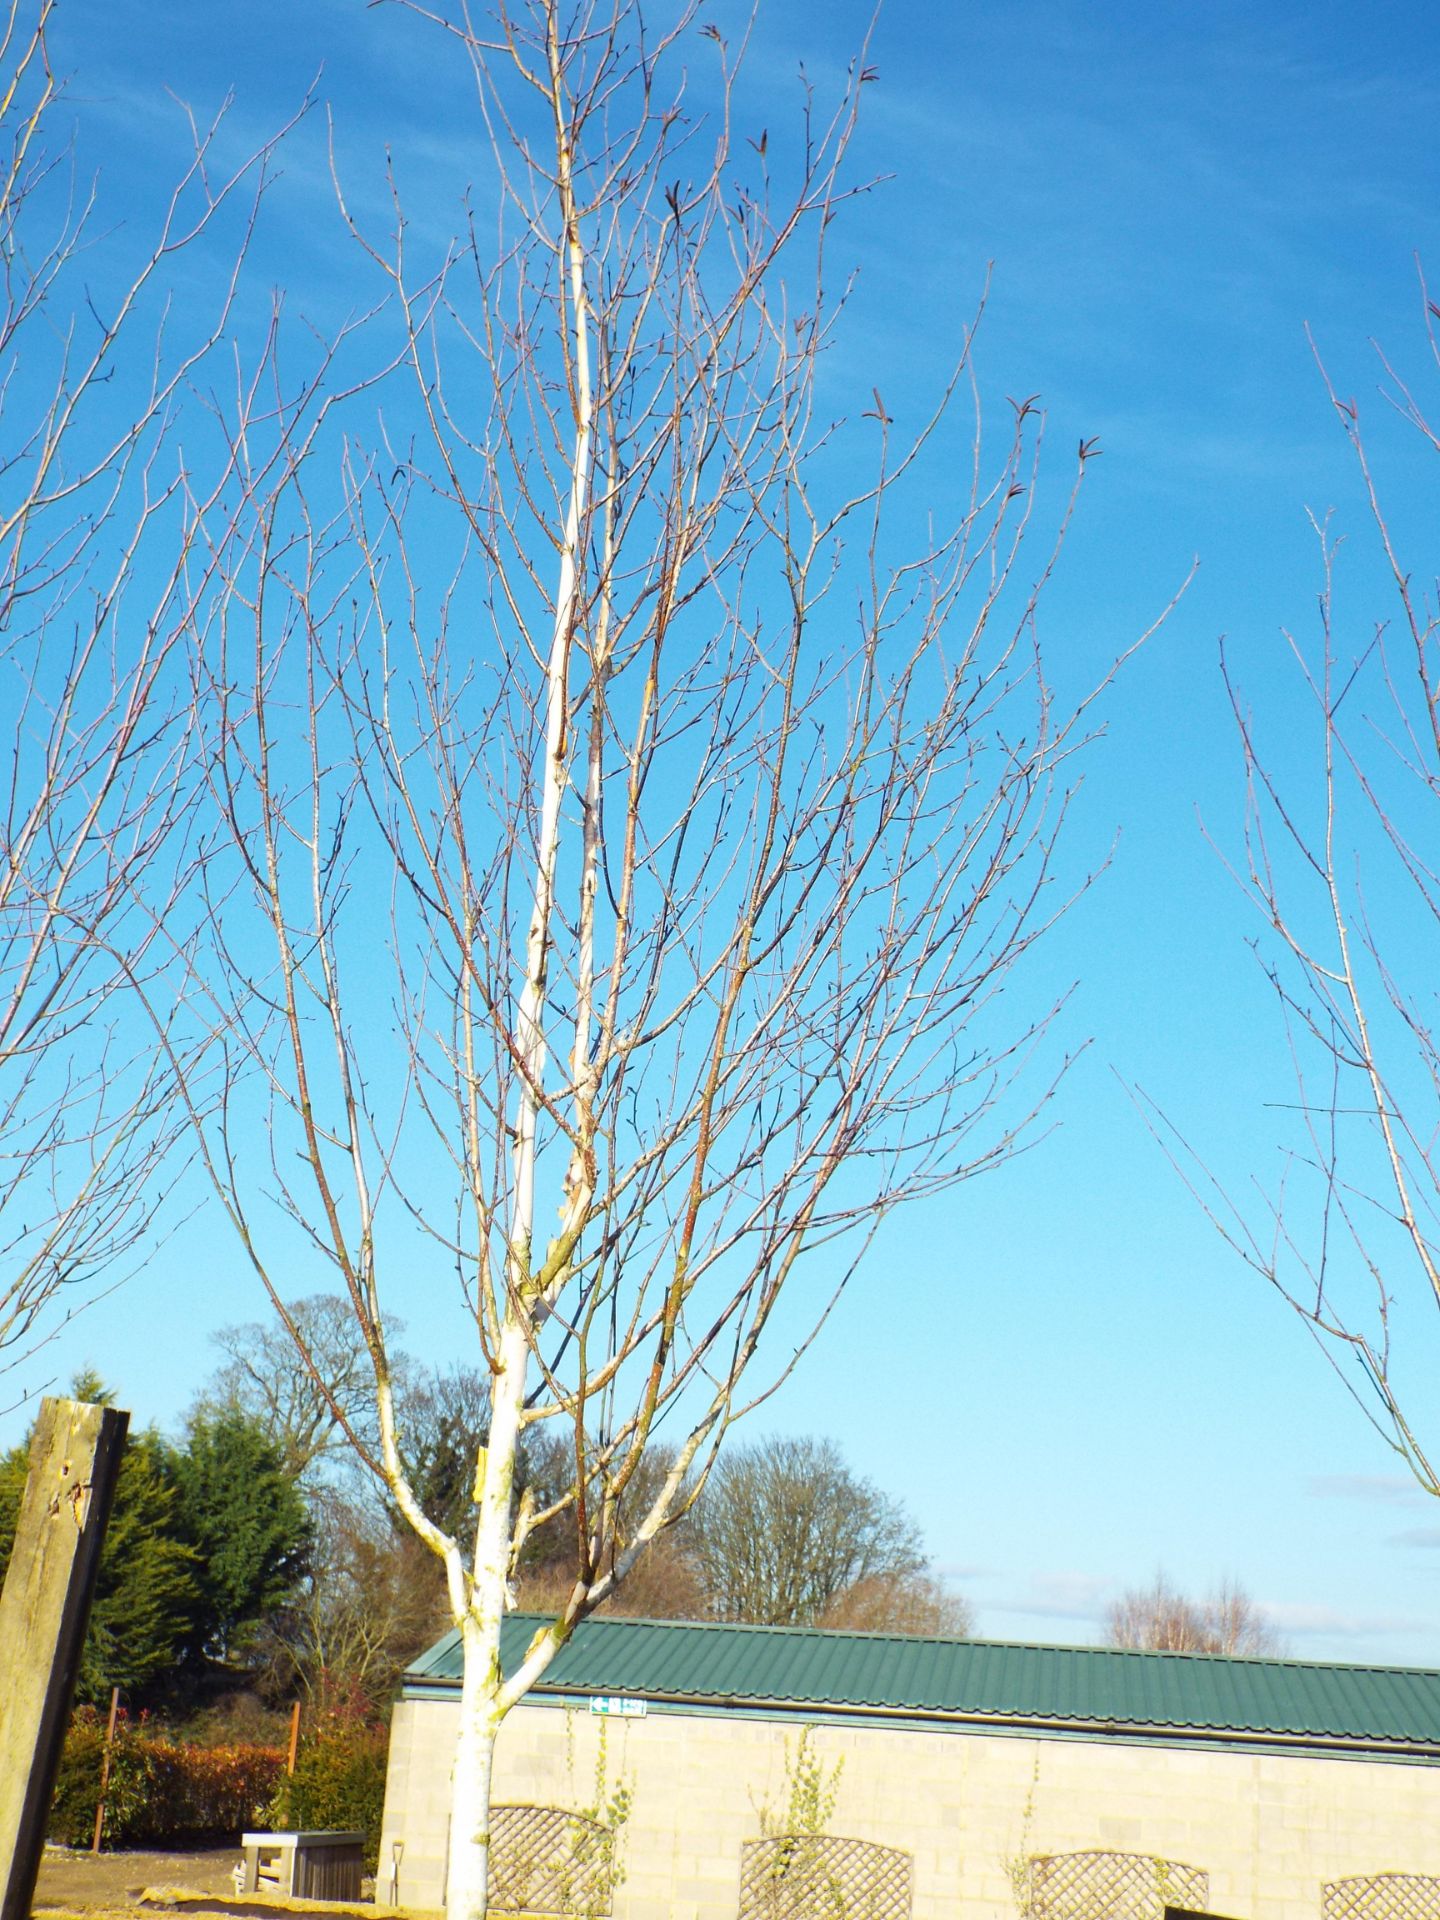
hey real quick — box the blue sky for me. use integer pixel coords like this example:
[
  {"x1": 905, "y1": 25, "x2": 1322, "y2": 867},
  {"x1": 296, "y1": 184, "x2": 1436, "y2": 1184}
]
[{"x1": 8, "y1": 0, "x2": 1440, "y2": 1664}]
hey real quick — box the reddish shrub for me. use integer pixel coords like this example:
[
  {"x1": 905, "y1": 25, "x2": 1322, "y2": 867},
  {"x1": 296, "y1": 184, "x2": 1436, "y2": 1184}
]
[{"x1": 51, "y1": 1709, "x2": 285, "y2": 1847}]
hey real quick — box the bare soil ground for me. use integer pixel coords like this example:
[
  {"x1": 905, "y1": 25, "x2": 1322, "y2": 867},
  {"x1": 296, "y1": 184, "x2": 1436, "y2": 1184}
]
[{"x1": 33, "y1": 1846, "x2": 243, "y2": 1913}]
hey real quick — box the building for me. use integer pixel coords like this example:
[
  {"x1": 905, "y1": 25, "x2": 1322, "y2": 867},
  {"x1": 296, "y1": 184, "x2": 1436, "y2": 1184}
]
[{"x1": 380, "y1": 1614, "x2": 1440, "y2": 1920}]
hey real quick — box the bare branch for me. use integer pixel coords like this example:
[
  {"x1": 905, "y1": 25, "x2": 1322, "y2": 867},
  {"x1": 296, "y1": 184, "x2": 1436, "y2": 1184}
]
[
  {"x1": 0, "y1": 6, "x2": 307, "y2": 1381},
  {"x1": 1171, "y1": 268, "x2": 1440, "y2": 1501}
]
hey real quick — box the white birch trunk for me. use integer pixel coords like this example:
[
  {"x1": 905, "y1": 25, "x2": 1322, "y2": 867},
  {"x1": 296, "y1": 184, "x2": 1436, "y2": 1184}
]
[
  {"x1": 444, "y1": 42, "x2": 596, "y2": 1920},
  {"x1": 447, "y1": 1313, "x2": 531, "y2": 1920},
  {"x1": 447, "y1": 1613, "x2": 504, "y2": 1920}
]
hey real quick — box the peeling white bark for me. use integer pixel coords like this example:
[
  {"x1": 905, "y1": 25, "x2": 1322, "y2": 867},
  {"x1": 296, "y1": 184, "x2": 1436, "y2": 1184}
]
[
  {"x1": 447, "y1": 1616, "x2": 503, "y2": 1920},
  {"x1": 444, "y1": 20, "x2": 595, "y2": 1917}
]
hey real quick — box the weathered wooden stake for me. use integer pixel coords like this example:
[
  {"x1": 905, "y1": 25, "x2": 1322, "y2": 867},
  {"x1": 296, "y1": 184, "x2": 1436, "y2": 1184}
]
[
  {"x1": 286, "y1": 1700, "x2": 302, "y2": 1776},
  {"x1": 0, "y1": 1397, "x2": 128, "y2": 1920}
]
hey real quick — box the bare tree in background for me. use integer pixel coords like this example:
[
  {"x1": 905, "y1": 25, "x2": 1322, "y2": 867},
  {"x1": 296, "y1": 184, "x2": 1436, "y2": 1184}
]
[
  {"x1": 182, "y1": 4, "x2": 1160, "y2": 1912},
  {"x1": 1105, "y1": 1572, "x2": 1283, "y2": 1656},
  {"x1": 256, "y1": 1490, "x2": 448, "y2": 1712},
  {"x1": 514, "y1": 1520, "x2": 706, "y2": 1621},
  {"x1": 818, "y1": 1569, "x2": 974, "y2": 1637},
  {"x1": 1144, "y1": 277, "x2": 1440, "y2": 1499},
  {"x1": 0, "y1": 0, "x2": 296, "y2": 1380},
  {"x1": 690, "y1": 1433, "x2": 927, "y2": 1627},
  {"x1": 193, "y1": 1295, "x2": 388, "y2": 1482}
]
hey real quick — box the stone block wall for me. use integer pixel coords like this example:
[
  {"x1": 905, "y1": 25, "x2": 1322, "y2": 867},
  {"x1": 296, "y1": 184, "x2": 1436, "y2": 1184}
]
[{"x1": 379, "y1": 1695, "x2": 1440, "y2": 1920}]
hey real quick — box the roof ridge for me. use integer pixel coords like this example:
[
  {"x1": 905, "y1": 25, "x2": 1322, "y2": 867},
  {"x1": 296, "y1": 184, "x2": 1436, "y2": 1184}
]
[{"x1": 496, "y1": 1611, "x2": 1440, "y2": 1680}]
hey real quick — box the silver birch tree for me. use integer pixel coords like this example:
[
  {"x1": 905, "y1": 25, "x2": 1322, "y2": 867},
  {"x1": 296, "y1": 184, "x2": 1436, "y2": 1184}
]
[{"x1": 183, "y1": 4, "x2": 1159, "y2": 1912}]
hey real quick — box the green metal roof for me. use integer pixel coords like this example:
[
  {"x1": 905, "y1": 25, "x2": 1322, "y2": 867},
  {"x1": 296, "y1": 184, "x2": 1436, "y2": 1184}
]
[{"x1": 402, "y1": 1614, "x2": 1440, "y2": 1759}]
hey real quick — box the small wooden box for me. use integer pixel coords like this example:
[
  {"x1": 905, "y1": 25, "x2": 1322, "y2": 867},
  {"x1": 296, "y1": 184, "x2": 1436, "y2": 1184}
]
[{"x1": 240, "y1": 1831, "x2": 366, "y2": 1901}]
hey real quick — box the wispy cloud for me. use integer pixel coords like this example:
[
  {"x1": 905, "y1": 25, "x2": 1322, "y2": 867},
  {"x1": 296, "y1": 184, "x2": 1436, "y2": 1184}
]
[
  {"x1": 1266, "y1": 1601, "x2": 1435, "y2": 1642},
  {"x1": 934, "y1": 1560, "x2": 997, "y2": 1583},
  {"x1": 990, "y1": 1569, "x2": 1113, "y2": 1630}
]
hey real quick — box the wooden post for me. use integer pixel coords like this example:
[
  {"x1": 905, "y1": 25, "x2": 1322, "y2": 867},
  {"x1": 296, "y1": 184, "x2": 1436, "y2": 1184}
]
[
  {"x1": 0, "y1": 1397, "x2": 128, "y2": 1920},
  {"x1": 286, "y1": 1701, "x2": 302, "y2": 1776},
  {"x1": 90, "y1": 1687, "x2": 121, "y2": 1854}
]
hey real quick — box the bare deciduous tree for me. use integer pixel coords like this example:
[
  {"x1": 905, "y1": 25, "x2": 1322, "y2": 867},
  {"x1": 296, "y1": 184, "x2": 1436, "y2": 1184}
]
[
  {"x1": 817, "y1": 1568, "x2": 974, "y2": 1638},
  {"x1": 1144, "y1": 276, "x2": 1440, "y2": 1499},
  {"x1": 193, "y1": 1294, "x2": 390, "y2": 1482},
  {"x1": 515, "y1": 1524, "x2": 706, "y2": 1622},
  {"x1": 256, "y1": 1489, "x2": 447, "y2": 1712},
  {"x1": 0, "y1": 0, "x2": 296, "y2": 1382},
  {"x1": 690, "y1": 1433, "x2": 925, "y2": 1627},
  {"x1": 181, "y1": 4, "x2": 1161, "y2": 1912},
  {"x1": 523, "y1": 1430, "x2": 969, "y2": 1633},
  {"x1": 1105, "y1": 1572, "x2": 1283, "y2": 1657}
]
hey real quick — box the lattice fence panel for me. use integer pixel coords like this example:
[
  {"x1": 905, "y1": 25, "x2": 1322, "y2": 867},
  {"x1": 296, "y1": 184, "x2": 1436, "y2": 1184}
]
[
  {"x1": 1325, "y1": 1876, "x2": 1440, "y2": 1920},
  {"x1": 488, "y1": 1804, "x2": 614, "y2": 1916},
  {"x1": 1026, "y1": 1850, "x2": 1208, "y2": 1920},
  {"x1": 739, "y1": 1835, "x2": 913, "y2": 1920}
]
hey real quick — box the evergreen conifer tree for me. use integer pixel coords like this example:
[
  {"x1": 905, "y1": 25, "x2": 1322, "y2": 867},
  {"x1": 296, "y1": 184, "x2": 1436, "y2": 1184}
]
[{"x1": 174, "y1": 1407, "x2": 311, "y2": 1663}]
